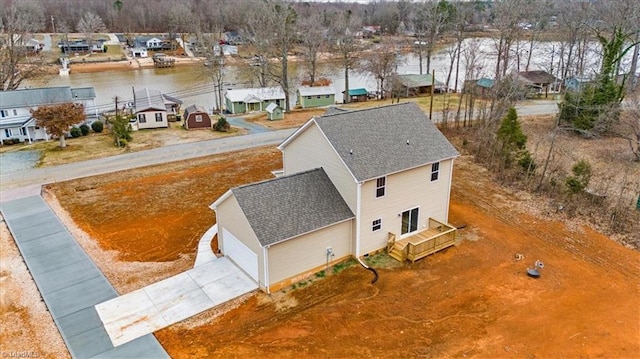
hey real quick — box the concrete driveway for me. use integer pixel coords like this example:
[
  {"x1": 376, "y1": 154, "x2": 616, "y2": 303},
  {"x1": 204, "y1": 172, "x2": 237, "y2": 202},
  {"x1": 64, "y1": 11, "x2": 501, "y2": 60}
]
[{"x1": 96, "y1": 257, "x2": 257, "y2": 346}]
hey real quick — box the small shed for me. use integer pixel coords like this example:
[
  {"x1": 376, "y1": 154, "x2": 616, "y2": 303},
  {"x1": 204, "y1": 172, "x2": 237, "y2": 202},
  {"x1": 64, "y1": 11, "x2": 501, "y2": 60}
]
[
  {"x1": 342, "y1": 88, "x2": 369, "y2": 103},
  {"x1": 183, "y1": 105, "x2": 212, "y2": 130},
  {"x1": 266, "y1": 103, "x2": 283, "y2": 120},
  {"x1": 296, "y1": 86, "x2": 335, "y2": 108},
  {"x1": 463, "y1": 77, "x2": 494, "y2": 98}
]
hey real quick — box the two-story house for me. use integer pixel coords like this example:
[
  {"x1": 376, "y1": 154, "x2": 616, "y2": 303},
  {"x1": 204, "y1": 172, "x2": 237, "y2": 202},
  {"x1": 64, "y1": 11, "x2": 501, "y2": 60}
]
[
  {"x1": 210, "y1": 102, "x2": 460, "y2": 293},
  {"x1": 0, "y1": 86, "x2": 98, "y2": 145}
]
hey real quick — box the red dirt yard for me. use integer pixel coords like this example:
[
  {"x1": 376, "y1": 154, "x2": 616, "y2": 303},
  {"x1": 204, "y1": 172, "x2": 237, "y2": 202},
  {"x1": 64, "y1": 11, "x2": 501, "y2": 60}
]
[{"x1": 41, "y1": 145, "x2": 640, "y2": 358}]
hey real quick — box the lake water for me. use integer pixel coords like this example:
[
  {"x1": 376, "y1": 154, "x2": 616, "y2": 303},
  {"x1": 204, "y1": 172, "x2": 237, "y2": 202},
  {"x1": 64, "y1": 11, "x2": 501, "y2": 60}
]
[{"x1": 24, "y1": 38, "x2": 635, "y2": 116}]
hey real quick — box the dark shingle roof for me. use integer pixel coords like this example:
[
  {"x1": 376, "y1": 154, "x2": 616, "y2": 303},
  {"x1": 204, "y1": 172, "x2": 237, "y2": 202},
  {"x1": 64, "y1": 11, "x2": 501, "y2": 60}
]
[
  {"x1": 232, "y1": 168, "x2": 354, "y2": 247},
  {"x1": 322, "y1": 106, "x2": 349, "y2": 116},
  {"x1": 314, "y1": 102, "x2": 459, "y2": 181}
]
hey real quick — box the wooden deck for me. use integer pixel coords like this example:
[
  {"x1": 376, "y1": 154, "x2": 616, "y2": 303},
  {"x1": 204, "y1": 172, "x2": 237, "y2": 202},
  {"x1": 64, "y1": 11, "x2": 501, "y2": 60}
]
[{"x1": 387, "y1": 218, "x2": 457, "y2": 263}]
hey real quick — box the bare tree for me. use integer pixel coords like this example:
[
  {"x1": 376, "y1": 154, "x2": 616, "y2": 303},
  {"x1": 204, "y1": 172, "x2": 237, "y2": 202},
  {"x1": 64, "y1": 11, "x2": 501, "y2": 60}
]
[
  {"x1": 77, "y1": 11, "x2": 107, "y2": 55},
  {"x1": 361, "y1": 38, "x2": 401, "y2": 100},
  {"x1": 0, "y1": 0, "x2": 45, "y2": 91},
  {"x1": 331, "y1": 10, "x2": 363, "y2": 103},
  {"x1": 616, "y1": 92, "x2": 640, "y2": 162},
  {"x1": 298, "y1": 12, "x2": 327, "y2": 86},
  {"x1": 166, "y1": 1, "x2": 194, "y2": 50},
  {"x1": 413, "y1": 1, "x2": 451, "y2": 75},
  {"x1": 491, "y1": 0, "x2": 526, "y2": 81}
]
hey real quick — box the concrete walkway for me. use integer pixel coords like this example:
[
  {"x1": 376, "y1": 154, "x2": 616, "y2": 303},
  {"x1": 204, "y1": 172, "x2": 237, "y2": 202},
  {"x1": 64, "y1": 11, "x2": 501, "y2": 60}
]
[
  {"x1": 0, "y1": 196, "x2": 169, "y2": 358},
  {"x1": 95, "y1": 224, "x2": 257, "y2": 347},
  {"x1": 227, "y1": 116, "x2": 271, "y2": 134}
]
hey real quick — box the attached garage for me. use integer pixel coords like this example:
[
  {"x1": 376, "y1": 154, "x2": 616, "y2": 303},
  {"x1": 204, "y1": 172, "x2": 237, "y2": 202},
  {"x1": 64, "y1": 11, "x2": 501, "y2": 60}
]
[
  {"x1": 221, "y1": 228, "x2": 258, "y2": 281},
  {"x1": 211, "y1": 168, "x2": 354, "y2": 293}
]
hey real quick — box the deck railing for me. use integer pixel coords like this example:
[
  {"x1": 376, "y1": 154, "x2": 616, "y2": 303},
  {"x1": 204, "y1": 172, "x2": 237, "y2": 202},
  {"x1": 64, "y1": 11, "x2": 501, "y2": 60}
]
[{"x1": 388, "y1": 218, "x2": 457, "y2": 263}]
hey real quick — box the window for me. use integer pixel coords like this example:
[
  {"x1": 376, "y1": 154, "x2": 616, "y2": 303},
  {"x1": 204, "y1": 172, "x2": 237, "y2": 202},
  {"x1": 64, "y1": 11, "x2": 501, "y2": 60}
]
[
  {"x1": 195, "y1": 114, "x2": 203, "y2": 122},
  {"x1": 372, "y1": 219, "x2": 382, "y2": 232},
  {"x1": 0, "y1": 110, "x2": 7, "y2": 118},
  {"x1": 307, "y1": 96, "x2": 312, "y2": 99},
  {"x1": 20, "y1": 128, "x2": 27, "y2": 136},
  {"x1": 155, "y1": 113, "x2": 163, "y2": 122},
  {"x1": 12, "y1": 109, "x2": 18, "y2": 116},
  {"x1": 401, "y1": 207, "x2": 419, "y2": 235},
  {"x1": 325, "y1": 95, "x2": 330, "y2": 98},
  {"x1": 376, "y1": 177, "x2": 386, "y2": 198},
  {"x1": 138, "y1": 114, "x2": 146, "y2": 123},
  {"x1": 431, "y1": 162, "x2": 440, "y2": 181},
  {"x1": 316, "y1": 95, "x2": 321, "y2": 99},
  {"x1": 4, "y1": 129, "x2": 12, "y2": 137}
]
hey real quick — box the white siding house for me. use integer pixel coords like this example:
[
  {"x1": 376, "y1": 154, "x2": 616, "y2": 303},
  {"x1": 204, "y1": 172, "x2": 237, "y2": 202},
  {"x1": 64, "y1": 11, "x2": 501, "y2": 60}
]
[
  {"x1": 0, "y1": 86, "x2": 97, "y2": 144},
  {"x1": 211, "y1": 102, "x2": 460, "y2": 292}
]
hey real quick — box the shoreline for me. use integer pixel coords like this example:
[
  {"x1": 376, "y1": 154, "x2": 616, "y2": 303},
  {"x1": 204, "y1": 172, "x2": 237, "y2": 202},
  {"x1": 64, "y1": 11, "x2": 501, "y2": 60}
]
[{"x1": 52, "y1": 56, "x2": 208, "y2": 74}]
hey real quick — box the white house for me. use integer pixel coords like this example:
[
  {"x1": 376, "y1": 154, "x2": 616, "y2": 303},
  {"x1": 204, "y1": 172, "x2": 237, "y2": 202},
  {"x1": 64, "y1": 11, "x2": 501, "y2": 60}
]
[
  {"x1": 210, "y1": 102, "x2": 460, "y2": 293},
  {"x1": 0, "y1": 86, "x2": 97, "y2": 144}
]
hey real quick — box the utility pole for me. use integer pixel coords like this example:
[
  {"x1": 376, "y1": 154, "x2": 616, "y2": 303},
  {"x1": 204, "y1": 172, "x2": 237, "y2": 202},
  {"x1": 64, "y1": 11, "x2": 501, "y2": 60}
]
[
  {"x1": 51, "y1": 16, "x2": 55, "y2": 34},
  {"x1": 115, "y1": 96, "x2": 119, "y2": 117},
  {"x1": 429, "y1": 69, "x2": 435, "y2": 121}
]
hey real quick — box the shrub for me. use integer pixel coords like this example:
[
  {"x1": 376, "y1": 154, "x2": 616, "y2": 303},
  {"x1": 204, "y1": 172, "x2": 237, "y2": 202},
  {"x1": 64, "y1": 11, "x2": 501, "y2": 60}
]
[
  {"x1": 214, "y1": 117, "x2": 230, "y2": 132},
  {"x1": 70, "y1": 126, "x2": 82, "y2": 138},
  {"x1": 565, "y1": 159, "x2": 592, "y2": 194},
  {"x1": 91, "y1": 120, "x2": 104, "y2": 133},
  {"x1": 79, "y1": 124, "x2": 90, "y2": 136}
]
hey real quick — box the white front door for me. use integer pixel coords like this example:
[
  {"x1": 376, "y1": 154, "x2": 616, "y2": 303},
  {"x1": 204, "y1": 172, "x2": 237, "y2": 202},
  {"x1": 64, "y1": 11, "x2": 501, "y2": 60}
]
[{"x1": 222, "y1": 228, "x2": 259, "y2": 282}]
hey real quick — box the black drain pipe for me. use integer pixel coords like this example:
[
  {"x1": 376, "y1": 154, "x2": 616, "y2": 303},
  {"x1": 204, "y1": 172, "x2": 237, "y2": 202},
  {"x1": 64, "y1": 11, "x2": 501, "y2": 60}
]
[{"x1": 357, "y1": 257, "x2": 378, "y2": 284}]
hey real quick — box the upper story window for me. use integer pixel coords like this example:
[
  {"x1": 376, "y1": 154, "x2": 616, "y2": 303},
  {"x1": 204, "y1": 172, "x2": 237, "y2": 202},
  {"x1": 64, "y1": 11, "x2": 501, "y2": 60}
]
[
  {"x1": 155, "y1": 113, "x2": 163, "y2": 122},
  {"x1": 13, "y1": 109, "x2": 18, "y2": 116},
  {"x1": 376, "y1": 176, "x2": 386, "y2": 198},
  {"x1": 138, "y1": 114, "x2": 146, "y2": 123},
  {"x1": 431, "y1": 162, "x2": 440, "y2": 181},
  {"x1": 195, "y1": 114, "x2": 203, "y2": 122}
]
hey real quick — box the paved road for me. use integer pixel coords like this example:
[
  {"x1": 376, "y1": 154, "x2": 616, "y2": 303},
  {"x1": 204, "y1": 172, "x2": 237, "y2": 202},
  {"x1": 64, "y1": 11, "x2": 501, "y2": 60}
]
[
  {"x1": 0, "y1": 129, "x2": 294, "y2": 194},
  {"x1": 0, "y1": 196, "x2": 169, "y2": 358}
]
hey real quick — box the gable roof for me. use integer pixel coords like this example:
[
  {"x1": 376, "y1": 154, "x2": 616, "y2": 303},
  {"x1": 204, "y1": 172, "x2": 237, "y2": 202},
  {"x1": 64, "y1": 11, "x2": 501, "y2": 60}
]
[
  {"x1": 397, "y1": 74, "x2": 445, "y2": 88},
  {"x1": 225, "y1": 87, "x2": 285, "y2": 103},
  {"x1": 265, "y1": 102, "x2": 279, "y2": 113},
  {"x1": 476, "y1": 78, "x2": 494, "y2": 88},
  {"x1": 134, "y1": 88, "x2": 166, "y2": 112},
  {"x1": 298, "y1": 86, "x2": 335, "y2": 96},
  {"x1": 305, "y1": 102, "x2": 459, "y2": 182},
  {"x1": 0, "y1": 86, "x2": 96, "y2": 109},
  {"x1": 183, "y1": 104, "x2": 207, "y2": 117},
  {"x1": 518, "y1": 71, "x2": 558, "y2": 84},
  {"x1": 231, "y1": 168, "x2": 354, "y2": 247}
]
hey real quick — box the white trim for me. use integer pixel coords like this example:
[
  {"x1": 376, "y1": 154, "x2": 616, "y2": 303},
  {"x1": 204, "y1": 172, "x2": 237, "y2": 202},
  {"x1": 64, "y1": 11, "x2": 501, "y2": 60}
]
[
  {"x1": 371, "y1": 218, "x2": 382, "y2": 232},
  {"x1": 445, "y1": 158, "x2": 454, "y2": 223},
  {"x1": 355, "y1": 182, "x2": 362, "y2": 256},
  {"x1": 263, "y1": 246, "x2": 270, "y2": 294},
  {"x1": 399, "y1": 205, "x2": 420, "y2": 238},
  {"x1": 277, "y1": 117, "x2": 316, "y2": 149},
  {"x1": 209, "y1": 189, "x2": 233, "y2": 210},
  {"x1": 430, "y1": 161, "x2": 440, "y2": 182},
  {"x1": 375, "y1": 176, "x2": 387, "y2": 199}
]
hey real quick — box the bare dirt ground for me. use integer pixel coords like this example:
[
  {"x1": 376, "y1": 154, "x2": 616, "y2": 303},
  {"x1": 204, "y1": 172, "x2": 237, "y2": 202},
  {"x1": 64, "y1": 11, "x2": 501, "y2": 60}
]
[{"x1": 25, "y1": 145, "x2": 637, "y2": 358}]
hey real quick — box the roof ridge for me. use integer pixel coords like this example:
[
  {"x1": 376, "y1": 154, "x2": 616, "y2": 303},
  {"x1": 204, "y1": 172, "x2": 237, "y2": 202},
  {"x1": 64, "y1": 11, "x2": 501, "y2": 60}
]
[
  {"x1": 319, "y1": 102, "x2": 413, "y2": 118},
  {"x1": 234, "y1": 167, "x2": 323, "y2": 191}
]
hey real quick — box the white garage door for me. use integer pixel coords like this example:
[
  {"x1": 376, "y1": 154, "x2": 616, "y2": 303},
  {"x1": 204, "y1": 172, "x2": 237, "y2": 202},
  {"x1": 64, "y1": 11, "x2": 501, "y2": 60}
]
[{"x1": 222, "y1": 228, "x2": 259, "y2": 282}]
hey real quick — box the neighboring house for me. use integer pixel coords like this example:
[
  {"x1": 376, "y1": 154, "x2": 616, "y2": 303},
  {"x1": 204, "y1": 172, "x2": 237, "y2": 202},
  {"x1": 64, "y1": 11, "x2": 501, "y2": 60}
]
[
  {"x1": 0, "y1": 86, "x2": 98, "y2": 144},
  {"x1": 132, "y1": 88, "x2": 182, "y2": 130},
  {"x1": 224, "y1": 87, "x2": 285, "y2": 114},
  {"x1": 131, "y1": 47, "x2": 148, "y2": 58},
  {"x1": 266, "y1": 103, "x2": 284, "y2": 120},
  {"x1": 24, "y1": 38, "x2": 43, "y2": 53},
  {"x1": 211, "y1": 102, "x2": 460, "y2": 293},
  {"x1": 342, "y1": 88, "x2": 369, "y2": 103},
  {"x1": 222, "y1": 31, "x2": 245, "y2": 45},
  {"x1": 517, "y1": 70, "x2": 560, "y2": 97},
  {"x1": 58, "y1": 39, "x2": 106, "y2": 53},
  {"x1": 134, "y1": 36, "x2": 167, "y2": 50},
  {"x1": 396, "y1": 74, "x2": 446, "y2": 97},
  {"x1": 463, "y1": 78, "x2": 494, "y2": 98},
  {"x1": 183, "y1": 105, "x2": 212, "y2": 130},
  {"x1": 296, "y1": 86, "x2": 335, "y2": 108}
]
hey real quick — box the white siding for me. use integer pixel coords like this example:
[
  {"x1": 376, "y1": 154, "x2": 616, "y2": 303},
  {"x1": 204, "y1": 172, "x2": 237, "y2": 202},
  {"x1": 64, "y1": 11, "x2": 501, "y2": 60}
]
[
  {"x1": 359, "y1": 159, "x2": 454, "y2": 254},
  {"x1": 283, "y1": 123, "x2": 357, "y2": 211},
  {"x1": 268, "y1": 220, "x2": 352, "y2": 286},
  {"x1": 216, "y1": 195, "x2": 266, "y2": 288},
  {"x1": 136, "y1": 110, "x2": 168, "y2": 129}
]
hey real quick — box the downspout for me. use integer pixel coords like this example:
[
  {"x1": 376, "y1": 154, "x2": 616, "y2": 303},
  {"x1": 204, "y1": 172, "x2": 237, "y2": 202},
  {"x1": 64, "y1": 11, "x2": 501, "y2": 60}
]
[
  {"x1": 263, "y1": 246, "x2": 270, "y2": 294},
  {"x1": 445, "y1": 159, "x2": 455, "y2": 223},
  {"x1": 355, "y1": 182, "x2": 362, "y2": 257}
]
